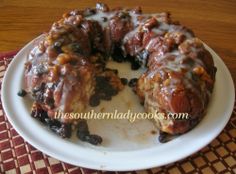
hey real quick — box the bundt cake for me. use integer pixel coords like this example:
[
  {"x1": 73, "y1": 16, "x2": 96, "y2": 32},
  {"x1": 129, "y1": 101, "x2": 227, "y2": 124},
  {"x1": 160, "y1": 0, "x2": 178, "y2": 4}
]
[{"x1": 22, "y1": 3, "x2": 216, "y2": 144}]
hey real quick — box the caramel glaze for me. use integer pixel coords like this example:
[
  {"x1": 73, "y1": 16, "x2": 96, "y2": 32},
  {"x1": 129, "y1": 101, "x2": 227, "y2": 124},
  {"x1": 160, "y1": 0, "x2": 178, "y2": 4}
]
[{"x1": 24, "y1": 3, "x2": 216, "y2": 135}]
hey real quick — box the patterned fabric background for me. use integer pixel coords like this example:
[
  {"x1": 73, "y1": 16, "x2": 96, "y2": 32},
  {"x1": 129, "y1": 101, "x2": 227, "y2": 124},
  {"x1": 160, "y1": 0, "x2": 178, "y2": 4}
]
[{"x1": 0, "y1": 54, "x2": 235, "y2": 174}]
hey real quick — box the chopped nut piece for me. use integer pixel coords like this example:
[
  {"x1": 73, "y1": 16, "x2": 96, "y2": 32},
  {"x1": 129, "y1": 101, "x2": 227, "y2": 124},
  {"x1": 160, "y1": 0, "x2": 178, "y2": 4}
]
[
  {"x1": 163, "y1": 79, "x2": 171, "y2": 86},
  {"x1": 57, "y1": 53, "x2": 72, "y2": 64},
  {"x1": 143, "y1": 17, "x2": 158, "y2": 30},
  {"x1": 193, "y1": 66, "x2": 205, "y2": 75}
]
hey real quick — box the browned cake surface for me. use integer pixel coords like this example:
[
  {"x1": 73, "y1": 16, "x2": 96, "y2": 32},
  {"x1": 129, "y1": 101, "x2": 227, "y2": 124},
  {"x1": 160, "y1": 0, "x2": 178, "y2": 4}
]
[{"x1": 24, "y1": 3, "x2": 216, "y2": 139}]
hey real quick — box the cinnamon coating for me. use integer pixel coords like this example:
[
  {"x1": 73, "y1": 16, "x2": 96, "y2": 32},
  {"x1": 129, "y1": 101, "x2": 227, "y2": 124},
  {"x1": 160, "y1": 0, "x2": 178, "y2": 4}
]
[{"x1": 24, "y1": 3, "x2": 216, "y2": 137}]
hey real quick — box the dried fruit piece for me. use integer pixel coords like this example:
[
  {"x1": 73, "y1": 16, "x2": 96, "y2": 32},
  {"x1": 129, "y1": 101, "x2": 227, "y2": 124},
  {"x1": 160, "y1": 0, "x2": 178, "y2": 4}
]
[{"x1": 17, "y1": 89, "x2": 27, "y2": 97}]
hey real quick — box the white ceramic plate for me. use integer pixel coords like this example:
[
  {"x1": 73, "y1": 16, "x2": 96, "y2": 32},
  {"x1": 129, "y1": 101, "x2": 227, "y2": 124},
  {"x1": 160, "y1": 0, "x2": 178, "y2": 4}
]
[{"x1": 1, "y1": 35, "x2": 235, "y2": 171}]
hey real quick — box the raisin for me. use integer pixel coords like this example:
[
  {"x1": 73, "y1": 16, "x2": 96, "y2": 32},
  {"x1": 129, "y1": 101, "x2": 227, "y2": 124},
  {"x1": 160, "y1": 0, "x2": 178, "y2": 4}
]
[
  {"x1": 50, "y1": 125, "x2": 59, "y2": 133},
  {"x1": 102, "y1": 17, "x2": 107, "y2": 22},
  {"x1": 85, "y1": 134, "x2": 103, "y2": 145},
  {"x1": 128, "y1": 78, "x2": 138, "y2": 87},
  {"x1": 111, "y1": 46, "x2": 126, "y2": 62},
  {"x1": 89, "y1": 94, "x2": 100, "y2": 107},
  {"x1": 59, "y1": 123, "x2": 72, "y2": 138},
  {"x1": 77, "y1": 132, "x2": 88, "y2": 141},
  {"x1": 31, "y1": 107, "x2": 48, "y2": 123},
  {"x1": 77, "y1": 120, "x2": 89, "y2": 133},
  {"x1": 47, "y1": 120, "x2": 71, "y2": 138},
  {"x1": 93, "y1": 75, "x2": 118, "y2": 103},
  {"x1": 17, "y1": 89, "x2": 27, "y2": 97},
  {"x1": 53, "y1": 41, "x2": 63, "y2": 53},
  {"x1": 106, "y1": 88, "x2": 118, "y2": 96},
  {"x1": 158, "y1": 131, "x2": 175, "y2": 143},
  {"x1": 77, "y1": 120, "x2": 90, "y2": 141},
  {"x1": 99, "y1": 92, "x2": 112, "y2": 100},
  {"x1": 131, "y1": 61, "x2": 141, "y2": 70},
  {"x1": 127, "y1": 55, "x2": 141, "y2": 70},
  {"x1": 45, "y1": 118, "x2": 61, "y2": 127},
  {"x1": 76, "y1": 120, "x2": 103, "y2": 145},
  {"x1": 120, "y1": 78, "x2": 128, "y2": 85}
]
